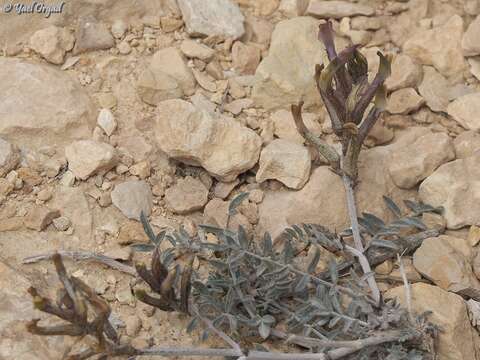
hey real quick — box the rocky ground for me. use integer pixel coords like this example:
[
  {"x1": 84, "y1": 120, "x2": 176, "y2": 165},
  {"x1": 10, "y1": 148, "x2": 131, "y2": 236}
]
[{"x1": 1, "y1": 0, "x2": 480, "y2": 359}]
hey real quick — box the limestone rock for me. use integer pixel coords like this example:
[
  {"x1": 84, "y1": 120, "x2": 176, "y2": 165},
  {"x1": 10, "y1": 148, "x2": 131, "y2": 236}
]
[
  {"x1": 414, "y1": 235, "x2": 480, "y2": 298},
  {"x1": 463, "y1": 15, "x2": 480, "y2": 56},
  {"x1": 73, "y1": 15, "x2": 115, "y2": 54},
  {"x1": 385, "y1": 54, "x2": 422, "y2": 91},
  {"x1": 180, "y1": 40, "x2": 215, "y2": 61},
  {"x1": 418, "y1": 66, "x2": 451, "y2": 113},
  {"x1": 258, "y1": 144, "x2": 415, "y2": 240},
  {"x1": 213, "y1": 179, "x2": 239, "y2": 199},
  {"x1": 111, "y1": 20, "x2": 128, "y2": 39},
  {"x1": 243, "y1": 15, "x2": 274, "y2": 46},
  {"x1": 24, "y1": 206, "x2": 61, "y2": 231},
  {"x1": 0, "y1": 138, "x2": 20, "y2": 178},
  {"x1": 403, "y1": 15, "x2": 466, "y2": 77},
  {"x1": 385, "y1": 283, "x2": 480, "y2": 360},
  {"x1": 137, "y1": 47, "x2": 196, "y2": 105},
  {"x1": 117, "y1": 221, "x2": 150, "y2": 245},
  {"x1": 111, "y1": 180, "x2": 153, "y2": 220},
  {"x1": 177, "y1": 0, "x2": 245, "y2": 39},
  {"x1": 387, "y1": 131, "x2": 455, "y2": 189},
  {"x1": 155, "y1": 99, "x2": 261, "y2": 181},
  {"x1": 386, "y1": 88, "x2": 425, "y2": 115},
  {"x1": 65, "y1": 140, "x2": 118, "y2": 180},
  {"x1": 271, "y1": 109, "x2": 322, "y2": 144},
  {"x1": 232, "y1": 41, "x2": 261, "y2": 75},
  {"x1": 0, "y1": 58, "x2": 95, "y2": 149},
  {"x1": 469, "y1": 58, "x2": 480, "y2": 81},
  {"x1": 306, "y1": 0, "x2": 374, "y2": 19},
  {"x1": 256, "y1": 139, "x2": 311, "y2": 190},
  {"x1": 29, "y1": 26, "x2": 75, "y2": 65},
  {"x1": 252, "y1": 17, "x2": 338, "y2": 110},
  {"x1": 164, "y1": 177, "x2": 209, "y2": 214},
  {"x1": 97, "y1": 109, "x2": 117, "y2": 136},
  {"x1": 278, "y1": 0, "x2": 309, "y2": 16},
  {"x1": 419, "y1": 155, "x2": 480, "y2": 229},
  {"x1": 447, "y1": 93, "x2": 480, "y2": 130},
  {"x1": 454, "y1": 131, "x2": 480, "y2": 159},
  {"x1": 203, "y1": 198, "x2": 253, "y2": 234}
]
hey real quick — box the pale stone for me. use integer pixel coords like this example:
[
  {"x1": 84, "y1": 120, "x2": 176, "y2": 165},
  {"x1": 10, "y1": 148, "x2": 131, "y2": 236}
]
[
  {"x1": 306, "y1": 0, "x2": 374, "y2": 19},
  {"x1": 137, "y1": 47, "x2": 196, "y2": 105},
  {"x1": 73, "y1": 15, "x2": 115, "y2": 54},
  {"x1": 350, "y1": 16, "x2": 383, "y2": 31},
  {"x1": 29, "y1": 26, "x2": 75, "y2": 65},
  {"x1": 418, "y1": 66, "x2": 451, "y2": 113},
  {"x1": 403, "y1": 15, "x2": 466, "y2": 77},
  {"x1": 385, "y1": 54, "x2": 422, "y2": 91},
  {"x1": 386, "y1": 88, "x2": 425, "y2": 115},
  {"x1": 468, "y1": 225, "x2": 480, "y2": 247},
  {"x1": 447, "y1": 93, "x2": 480, "y2": 130},
  {"x1": 117, "y1": 221, "x2": 149, "y2": 246},
  {"x1": 463, "y1": 15, "x2": 480, "y2": 56},
  {"x1": 155, "y1": 99, "x2": 261, "y2": 181},
  {"x1": 387, "y1": 131, "x2": 455, "y2": 189},
  {"x1": 177, "y1": 0, "x2": 245, "y2": 39},
  {"x1": 252, "y1": 17, "x2": 335, "y2": 110},
  {"x1": 24, "y1": 206, "x2": 60, "y2": 231},
  {"x1": 213, "y1": 179, "x2": 240, "y2": 199},
  {"x1": 97, "y1": 109, "x2": 117, "y2": 136},
  {"x1": 454, "y1": 131, "x2": 480, "y2": 159},
  {"x1": 468, "y1": 58, "x2": 480, "y2": 80},
  {"x1": 271, "y1": 109, "x2": 322, "y2": 144},
  {"x1": 65, "y1": 140, "x2": 118, "y2": 180},
  {"x1": 165, "y1": 176, "x2": 209, "y2": 214},
  {"x1": 0, "y1": 58, "x2": 95, "y2": 149},
  {"x1": 53, "y1": 216, "x2": 71, "y2": 231},
  {"x1": 0, "y1": 138, "x2": 20, "y2": 178},
  {"x1": 243, "y1": 15, "x2": 274, "y2": 46},
  {"x1": 385, "y1": 283, "x2": 480, "y2": 360},
  {"x1": 419, "y1": 155, "x2": 480, "y2": 229},
  {"x1": 111, "y1": 19, "x2": 128, "y2": 39},
  {"x1": 256, "y1": 139, "x2": 311, "y2": 190},
  {"x1": 414, "y1": 235, "x2": 480, "y2": 297},
  {"x1": 278, "y1": 0, "x2": 309, "y2": 16},
  {"x1": 111, "y1": 180, "x2": 153, "y2": 220},
  {"x1": 180, "y1": 40, "x2": 215, "y2": 61},
  {"x1": 232, "y1": 41, "x2": 261, "y2": 75}
]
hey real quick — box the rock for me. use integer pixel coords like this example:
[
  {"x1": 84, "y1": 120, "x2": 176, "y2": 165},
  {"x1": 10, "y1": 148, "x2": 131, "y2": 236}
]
[
  {"x1": 249, "y1": 189, "x2": 264, "y2": 203},
  {"x1": 161, "y1": 17, "x2": 184, "y2": 32},
  {"x1": 117, "y1": 221, "x2": 150, "y2": 245},
  {"x1": 447, "y1": 93, "x2": 480, "y2": 130},
  {"x1": 137, "y1": 47, "x2": 196, "y2": 105},
  {"x1": 306, "y1": 0, "x2": 374, "y2": 19},
  {"x1": 365, "y1": 119, "x2": 394, "y2": 146},
  {"x1": 65, "y1": 140, "x2": 117, "y2": 180},
  {"x1": 0, "y1": 138, "x2": 20, "y2": 178},
  {"x1": 232, "y1": 41, "x2": 261, "y2": 75},
  {"x1": 111, "y1": 20, "x2": 128, "y2": 39},
  {"x1": 37, "y1": 188, "x2": 53, "y2": 202},
  {"x1": 203, "y1": 198, "x2": 253, "y2": 234},
  {"x1": 0, "y1": 179, "x2": 13, "y2": 196},
  {"x1": 387, "y1": 131, "x2": 455, "y2": 189},
  {"x1": 213, "y1": 179, "x2": 240, "y2": 199},
  {"x1": 413, "y1": 235, "x2": 480, "y2": 297},
  {"x1": 155, "y1": 99, "x2": 261, "y2": 181},
  {"x1": 192, "y1": 69, "x2": 216, "y2": 92},
  {"x1": 0, "y1": 217, "x2": 23, "y2": 232},
  {"x1": 385, "y1": 283, "x2": 479, "y2": 360},
  {"x1": 224, "y1": 98, "x2": 254, "y2": 115},
  {"x1": 418, "y1": 66, "x2": 451, "y2": 113},
  {"x1": 256, "y1": 139, "x2": 311, "y2": 190},
  {"x1": 73, "y1": 16, "x2": 115, "y2": 54},
  {"x1": 24, "y1": 206, "x2": 61, "y2": 231},
  {"x1": 278, "y1": 0, "x2": 309, "y2": 16},
  {"x1": 419, "y1": 155, "x2": 480, "y2": 229},
  {"x1": 403, "y1": 15, "x2": 466, "y2": 77},
  {"x1": 469, "y1": 58, "x2": 480, "y2": 81},
  {"x1": 469, "y1": 225, "x2": 480, "y2": 247},
  {"x1": 29, "y1": 26, "x2": 75, "y2": 65},
  {"x1": 111, "y1": 180, "x2": 153, "y2": 220},
  {"x1": 454, "y1": 131, "x2": 480, "y2": 159},
  {"x1": 125, "y1": 315, "x2": 142, "y2": 337},
  {"x1": 258, "y1": 144, "x2": 415, "y2": 240},
  {"x1": 463, "y1": 15, "x2": 480, "y2": 56},
  {"x1": 177, "y1": 0, "x2": 245, "y2": 39},
  {"x1": 53, "y1": 216, "x2": 71, "y2": 231},
  {"x1": 243, "y1": 15, "x2": 274, "y2": 46},
  {"x1": 0, "y1": 59, "x2": 95, "y2": 149},
  {"x1": 252, "y1": 17, "x2": 339, "y2": 110},
  {"x1": 254, "y1": 0, "x2": 279, "y2": 16},
  {"x1": 165, "y1": 177, "x2": 209, "y2": 214},
  {"x1": 386, "y1": 88, "x2": 425, "y2": 114},
  {"x1": 385, "y1": 54, "x2": 422, "y2": 91},
  {"x1": 97, "y1": 109, "x2": 117, "y2": 136},
  {"x1": 350, "y1": 16, "x2": 383, "y2": 31},
  {"x1": 422, "y1": 212, "x2": 447, "y2": 234},
  {"x1": 180, "y1": 40, "x2": 215, "y2": 61},
  {"x1": 271, "y1": 109, "x2": 323, "y2": 144},
  {"x1": 61, "y1": 171, "x2": 76, "y2": 187},
  {"x1": 129, "y1": 161, "x2": 151, "y2": 179}
]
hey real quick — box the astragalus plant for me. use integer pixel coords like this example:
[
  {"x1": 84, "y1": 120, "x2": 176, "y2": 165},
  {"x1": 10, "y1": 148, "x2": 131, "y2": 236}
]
[{"x1": 24, "y1": 21, "x2": 440, "y2": 360}]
